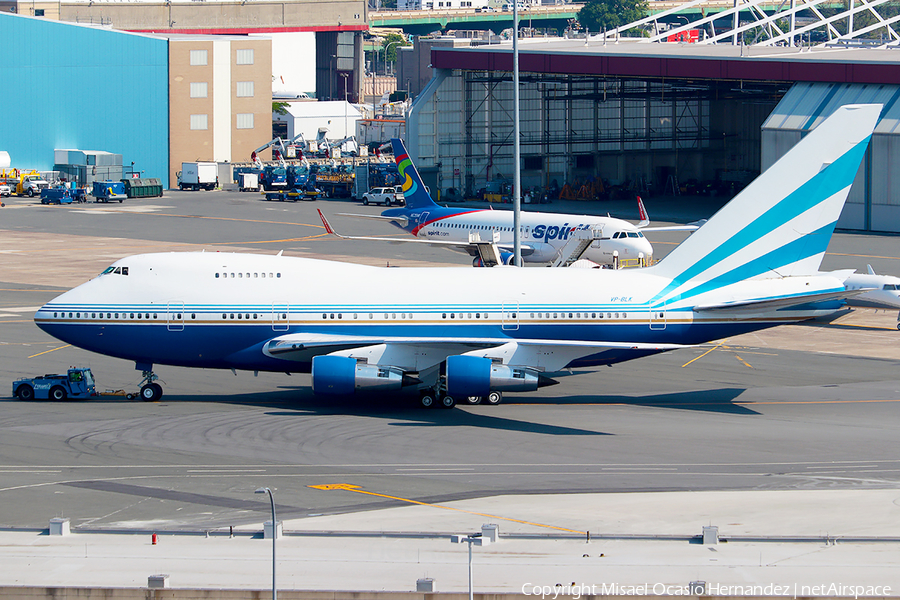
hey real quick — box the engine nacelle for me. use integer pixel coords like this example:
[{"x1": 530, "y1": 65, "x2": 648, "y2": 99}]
[
  {"x1": 312, "y1": 355, "x2": 405, "y2": 395},
  {"x1": 445, "y1": 355, "x2": 541, "y2": 397}
]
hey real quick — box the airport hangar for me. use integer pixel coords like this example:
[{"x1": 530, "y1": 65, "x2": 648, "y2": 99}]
[{"x1": 406, "y1": 39, "x2": 900, "y2": 233}]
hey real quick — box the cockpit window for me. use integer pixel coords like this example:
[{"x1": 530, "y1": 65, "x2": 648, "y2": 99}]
[
  {"x1": 884, "y1": 284, "x2": 898, "y2": 290},
  {"x1": 627, "y1": 232, "x2": 639, "y2": 238},
  {"x1": 101, "y1": 267, "x2": 115, "y2": 275},
  {"x1": 101, "y1": 266, "x2": 129, "y2": 275}
]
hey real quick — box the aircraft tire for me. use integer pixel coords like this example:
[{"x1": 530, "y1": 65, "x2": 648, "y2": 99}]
[
  {"x1": 50, "y1": 386, "x2": 67, "y2": 401},
  {"x1": 485, "y1": 391, "x2": 502, "y2": 405},
  {"x1": 141, "y1": 383, "x2": 162, "y2": 402},
  {"x1": 465, "y1": 396, "x2": 482, "y2": 405},
  {"x1": 440, "y1": 394, "x2": 457, "y2": 409},
  {"x1": 419, "y1": 392, "x2": 436, "y2": 409},
  {"x1": 16, "y1": 384, "x2": 34, "y2": 401}
]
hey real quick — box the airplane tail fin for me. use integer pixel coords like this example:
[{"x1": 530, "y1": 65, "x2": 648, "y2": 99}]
[
  {"x1": 636, "y1": 196, "x2": 650, "y2": 227},
  {"x1": 391, "y1": 138, "x2": 440, "y2": 210},
  {"x1": 650, "y1": 104, "x2": 880, "y2": 298}
]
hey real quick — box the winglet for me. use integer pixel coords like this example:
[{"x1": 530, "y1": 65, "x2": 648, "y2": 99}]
[
  {"x1": 636, "y1": 196, "x2": 650, "y2": 228},
  {"x1": 867, "y1": 264, "x2": 877, "y2": 275},
  {"x1": 317, "y1": 209, "x2": 344, "y2": 238}
]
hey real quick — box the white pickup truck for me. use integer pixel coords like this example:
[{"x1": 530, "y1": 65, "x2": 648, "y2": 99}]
[{"x1": 362, "y1": 186, "x2": 405, "y2": 206}]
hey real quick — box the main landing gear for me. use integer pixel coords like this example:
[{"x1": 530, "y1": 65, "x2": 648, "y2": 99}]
[
  {"x1": 418, "y1": 388, "x2": 502, "y2": 409},
  {"x1": 139, "y1": 370, "x2": 163, "y2": 402}
]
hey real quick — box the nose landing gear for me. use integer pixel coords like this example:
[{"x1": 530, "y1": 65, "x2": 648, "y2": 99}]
[{"x1": 139, "y1": 370, "x2": 163, "y2": 402}]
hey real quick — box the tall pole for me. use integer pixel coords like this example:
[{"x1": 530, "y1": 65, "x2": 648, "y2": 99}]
[
  {"x1": 513, "y1": 0, "x2": 522, "y2": 266},
  {"x1": 468, "y1": 539, "x2": 473, "y2": 600},
  {"x1": 256, "y1": 487, "x2": 276, "y2": 600}
]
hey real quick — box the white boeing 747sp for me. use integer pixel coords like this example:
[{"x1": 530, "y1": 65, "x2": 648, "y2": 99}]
[{"x1": 30, "y1": 105, "x2": 880, "y2": 407}]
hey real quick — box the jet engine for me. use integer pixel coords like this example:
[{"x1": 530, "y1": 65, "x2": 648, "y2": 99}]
[
  {"x1": 445, "y1": 355, "x2": 552, "y2": 397},
  {"x1": 312, "y1": 355, "x2": 414, "y2": 395}
]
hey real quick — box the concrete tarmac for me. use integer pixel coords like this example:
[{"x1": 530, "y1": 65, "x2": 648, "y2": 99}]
[{"x1": 1, "y1": 191, "x2": 900, "y2": 591}]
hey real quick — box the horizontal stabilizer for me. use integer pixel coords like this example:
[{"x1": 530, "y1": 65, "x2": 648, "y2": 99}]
[{"x1": 694, "y1": 288, "x2": 870, "y2": 313}]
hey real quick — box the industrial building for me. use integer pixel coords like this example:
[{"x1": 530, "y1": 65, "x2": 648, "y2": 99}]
[
  {"x1": 0, "y1": 14, "x2": 274, "y2": 188},
  {"x1": 407, "y1": 39, "x2": 900, "y2": 232}
]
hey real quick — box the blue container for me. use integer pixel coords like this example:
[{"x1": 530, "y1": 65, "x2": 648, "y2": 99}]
[{"x1": 92, "y1": 181, "x2": 126, "y2": 202}]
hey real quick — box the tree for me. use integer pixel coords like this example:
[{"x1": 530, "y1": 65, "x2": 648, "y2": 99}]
[
  {"x1": 381, "y1": 32, "x2": 410, "y2": 64},
  {"x1": 577, "y1": 0, "x2": 648, "y2": 35},
  {"x1": 272, "y1": 101, "x2": 290, "y2": 116}
]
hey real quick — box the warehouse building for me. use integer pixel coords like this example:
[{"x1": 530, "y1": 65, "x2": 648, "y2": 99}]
[
  {"x1": 409, "y1": 40, "x2": 900, "y2": 232},
  {"x1": 0, "y1": 14, "x2": 273, "y2": 188}
]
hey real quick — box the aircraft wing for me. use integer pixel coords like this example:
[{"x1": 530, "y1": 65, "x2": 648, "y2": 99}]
[
  {"x1": 264, "y1": 333, "x2": 691, "y2": 371},
  {"x1": 318, "y1": 210, "x2": 535, "y2": 257},
  {"x1": 694, "y1": 288, "x2": 871, "y2": 313},
  {"x1": 337, "y1": 212, "x2": 409, "y2": 227}
]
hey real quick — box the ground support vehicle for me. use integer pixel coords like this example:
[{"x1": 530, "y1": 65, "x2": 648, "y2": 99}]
[
  {"x1": 92, "y1": 181, "x2": 126, "y2": 203},
  {"x1": 313, "y1": 171, "x2": 355, "y2": 198},
  {"x1": 13, "y1": 368, "x2": 98, "y2": 401},
  {"x1": 178, "y1": 162, "x2": 217, "y2": 191},
  {"x1": 238, "y1": 172, "x2": 259, "y2": 192},
  {"x1": 17, "y1": 173, "x2": 50, "y2": 197},
  {"x1": 12, "y1": 367, "x2": 161, "y2": 401},
  {"x1": 259, "y1": 166, "x2": 288, "y2": 191},
  {"x1": 362, "y1": 186, "x2": 404, "y2": 206},
  {"x1": 263, "y1": 187, "x2": 318, "y2": 202},
  {"x1": 41, "y1": 187, "x2": 87, "y2": 204},
  {"x1": 0, "y1": 183, "x2": 10, "y2": 197}
]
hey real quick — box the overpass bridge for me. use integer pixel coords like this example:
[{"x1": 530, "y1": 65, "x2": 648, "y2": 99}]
[{"x1": 369, "y1": 1, "x2": 845, "y2": 35}]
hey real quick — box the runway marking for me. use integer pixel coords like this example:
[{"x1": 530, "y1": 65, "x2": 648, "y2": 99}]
[
  {"x1": 186, "y1": 469, "x2": 268, "y2": 473},
  {"x1": 734, "y1": 354, "x2": 753, "y2": 368},
  {"x1": 396, "y1": 467, "x2": 476, "y2": 471},
  {"x1": 828, "y1": 251, "x2": 900, "y2": 261},
  {"x1": 74, "y1": 211, "x2": 324, "y2": 229},
  {"x1": 27, "y1": 344, "x2": 70, "y2": 358},
  {"x1": 309, "y1": 483, "x2": 586, "y2": 534},
  {"x1": 681, "y1": 339, "x2": 728, "y2": 367},
  {"x1": 828, "y1": 322, "x2": 898, "y2": 331}
]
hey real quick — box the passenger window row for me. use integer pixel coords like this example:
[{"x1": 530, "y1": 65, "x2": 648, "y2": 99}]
[{"x1": 215, "y1": 272, "x2": 281, "y2": 279}]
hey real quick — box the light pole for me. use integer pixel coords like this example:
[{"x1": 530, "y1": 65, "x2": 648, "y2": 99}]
[
  {"x1": 384, "y1": 40, "x2": 404, "y2": 77},
  {"x1": 341, "y1": 72, "x2": 350, "y2": 142},
  {"x1": 255, "y1": 487, "x2": 276, "y2": 600},
  {"x1": 451, "y1": 533, "x2": 490, "y2": 600}
]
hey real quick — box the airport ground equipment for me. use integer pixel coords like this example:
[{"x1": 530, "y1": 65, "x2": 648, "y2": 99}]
[
  {"x1": 40, "y1": 186, "x2": 87, "y2": 204},
  {"x1": 13, "y1": 368, "x2": 98, "y2": 401},
  {"x1": 178, "y1": 162, "x2": 217, "y2": 191},
  {"x1": 91, "y1": 181, "x2": 126, "y2": 202},
  {"x1": 263, "y1": 186, "x2": 319, "y2": 201},
  {"x1": 260, "y1": 165, "x2": 288, "y2": 191},
  {"x1": 121, "y1": 178, "x2": 163, "y2": 198},
  {"x1": 16, "y1": 172, "x2": 50, "y2": 197},
  {"x1": 362, "y1": 186, "x2": 404, "y2": 206},
  {"x1": 312, "y1": 164, "x2": 355, "y2": 198},
  {"x1": 238, "y1": 172, "x2": 259, "y2": 192}
]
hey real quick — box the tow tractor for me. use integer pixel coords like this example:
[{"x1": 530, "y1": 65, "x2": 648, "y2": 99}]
[
  {"x1": 12, "y1": 367, "x2": 158, "y2": 401},
  {"x1": 12, "y1": 368, "x2": 98, "y2": 400}
]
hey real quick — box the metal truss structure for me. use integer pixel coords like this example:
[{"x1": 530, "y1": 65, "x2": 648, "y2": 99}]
[{"x1": 604, "y1": 0, "x2": 900, "y2": 47}]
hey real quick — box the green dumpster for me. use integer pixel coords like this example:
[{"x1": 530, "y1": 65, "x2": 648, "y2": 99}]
[{"x1": 121, "y1": 178, "x2": 163, "y2": 198}]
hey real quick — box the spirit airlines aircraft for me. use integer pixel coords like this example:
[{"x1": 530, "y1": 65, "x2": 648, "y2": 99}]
[
  {"x1": 30, "y1": 105, "x2": 879, "y2": 407},
  {"x1": 335, "y1": 139, "x2": 663, "y2": 267}
]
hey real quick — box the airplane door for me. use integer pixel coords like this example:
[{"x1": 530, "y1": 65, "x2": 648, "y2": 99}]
[
  {"x1": 167, "y1": 302, "x2": 185, "y2": 331},
  {"x1": 501, "y1": 302, "x2": 519, "y2": 331},
  {"x1": 649, "y1": 302, "x2": 666, "y2": 330},
  {"x1": 272, "y1": 302, "x2": 289, "y2": 331}
]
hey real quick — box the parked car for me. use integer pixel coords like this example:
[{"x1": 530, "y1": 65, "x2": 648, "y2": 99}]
[
  {"x1": 0, "y1": 183, "x2": 10, "y2": 197},
  {"x1": 362, "y1": 186, "x2": 405, "y2": 206}
]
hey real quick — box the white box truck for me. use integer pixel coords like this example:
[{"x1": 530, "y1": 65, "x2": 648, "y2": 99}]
[{"x1": 177, "y1": 162, "x2": 218, "y2": 191}]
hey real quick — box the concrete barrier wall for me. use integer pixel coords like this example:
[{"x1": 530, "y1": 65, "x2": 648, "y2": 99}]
[{"x1": 2, "y1": 591, "x2": 895, "y2": 600}]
